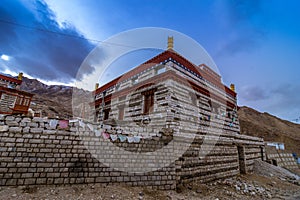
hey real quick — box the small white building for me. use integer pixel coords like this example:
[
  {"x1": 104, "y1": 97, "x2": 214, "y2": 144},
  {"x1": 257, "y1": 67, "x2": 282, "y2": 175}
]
[{"x1": 266, "y1": 141, "x2": 285, "y2": 150}]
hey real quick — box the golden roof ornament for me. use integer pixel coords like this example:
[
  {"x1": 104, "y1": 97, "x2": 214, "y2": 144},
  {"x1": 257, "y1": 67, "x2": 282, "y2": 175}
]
[
  {"x1": 230, "y1": 84, "x2": 235, "y2": 92},
  {"x1": 167, "y1": 36, "x2": 174, "y2": 49},
  {"x1": 18, "y1": 72, "x2": 23, "y2": 80}
]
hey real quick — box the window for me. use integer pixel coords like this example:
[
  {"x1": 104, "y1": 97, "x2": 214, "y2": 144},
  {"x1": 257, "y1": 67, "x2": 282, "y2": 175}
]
[
  {"x1": 119, "y1": 95, "x2": 126, "y2": 101},
  {"x1": 16, "y1": 96, "x2": 24, "y2": 105},
  {"x1": 103, "y1": 109, "x2": 110, "y2": 120},
  {"x1": 142, "y1": 89, "x2": 156, "y2": 114},
  {"x1": 132, "y1": 77, "x2": 138, "y2": 85},
  {"x1": 23, "y1": 98, "x2": 28, "y2": 106},
  {"x1": 118, "y1": 105, "x2": 125, "y2": 120},
  {"x1": 105, "y1": 101, "x2": 111, "y2": 106},
  {"x1": 156, "y1": 66, "x2": 166, "y2": 75},
  {"x1": 190, "y1": 92, "x2": 197, "y2": 106}
]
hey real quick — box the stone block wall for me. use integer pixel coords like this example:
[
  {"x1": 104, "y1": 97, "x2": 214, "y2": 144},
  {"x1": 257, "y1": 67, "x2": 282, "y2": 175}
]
[
  {"x1": 0, "y1": 115, "x2": 176, "y2": 189},
  {"x1": 265, "y1": 146, "x2": 299, "y2": 171},
  {"x1": 0, "y1": 115, "x2": 264, "y2": 189}
]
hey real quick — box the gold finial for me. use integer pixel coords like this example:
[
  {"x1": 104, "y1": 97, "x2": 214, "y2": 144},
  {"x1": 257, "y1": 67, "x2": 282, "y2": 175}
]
[
  {"x1": 18, "y1": 72, "x2": 23, "y2": 80},
  {"x1": 230, "y1": 84, "x2": 235, "y2": 92},
  {"x1": 95, "y1": 83, "x2": 99, "y2": 90},
  {"x1": 167, "y1": 36, "x2": 174, "y2": 49}
]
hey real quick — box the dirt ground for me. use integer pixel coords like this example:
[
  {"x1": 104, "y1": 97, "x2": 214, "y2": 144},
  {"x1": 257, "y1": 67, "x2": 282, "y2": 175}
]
[{"x1": 0, "y1": 161, "x2": 299, "y2": 200}]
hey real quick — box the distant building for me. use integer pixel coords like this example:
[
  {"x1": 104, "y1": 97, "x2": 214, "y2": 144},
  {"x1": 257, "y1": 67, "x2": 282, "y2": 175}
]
[
  {"x1": 93, "y1": 37, "x2": 240, "y2": 137},
  {"x1": 0, "y1": 73, "x2": 33, "y2": 115},
  {"x1": 266, "y1": 141, "x2": 285, "y2": 150}
]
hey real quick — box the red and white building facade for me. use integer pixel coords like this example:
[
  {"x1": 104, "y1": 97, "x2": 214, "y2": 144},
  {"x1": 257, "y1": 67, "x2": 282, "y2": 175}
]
[
  {"x1": 0, "y1": 73, "x2": 33, "y2": 115},
  {"x1": 93, "y1": 39, "x2": 239, "y2": 137}
]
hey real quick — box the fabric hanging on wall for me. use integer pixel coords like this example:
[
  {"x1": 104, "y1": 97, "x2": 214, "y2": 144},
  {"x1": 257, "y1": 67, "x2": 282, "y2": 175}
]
[
  {"x1": 58, "y1": 120, "x2": 69, "y2": 129},
  {"x1": 133, "y1": 136, "x2": 141, "y2": 143},
  {"x1": 110, "y1": 134, "x2": 118, "y2": 141},
  {"x1": 127, "y1": 136, "x2": 134, "y2": 143},
  {"x1": 102, "y1": 132, "x2": 110, "y2": 139},
  {"x1": 118, "y1": 134, "x2": 127, "y2": 142},
  {"x1": 87, "y1": 124, "x2": 94, "y2": 131},
  {"x1": 49, "y1": 119, "x2": 58, "y2": 128},
  {"x1": 95, "y1": 129, "x2": 101, "y2": 137},
  {"x1": 79, "y1": 120, "x2": 85, "y2": 128}
]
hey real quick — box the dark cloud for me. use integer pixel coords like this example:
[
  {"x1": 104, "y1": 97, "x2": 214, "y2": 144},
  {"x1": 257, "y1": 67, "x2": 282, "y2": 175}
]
[
  {"x1": 270, "y1": 84, "x2": 300, "y2": 107},
  {"x1": 0, "y1": 0, "x2": 95, "y2": 83},
  {"x1": 239, "y1": 83, "x2": 300, "y2": 121}
]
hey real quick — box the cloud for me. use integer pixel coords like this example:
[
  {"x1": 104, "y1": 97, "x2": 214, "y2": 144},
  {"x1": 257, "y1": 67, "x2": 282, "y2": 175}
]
[
  {"x1": 0, "y1": 0, "x2": 95, "y2": 83},
  {"x1": 238, "y1": 83, "x2": 300, "y2": 121},
  {"x1": 239, "y1": 85, "x2": 269, "y2": 101}
]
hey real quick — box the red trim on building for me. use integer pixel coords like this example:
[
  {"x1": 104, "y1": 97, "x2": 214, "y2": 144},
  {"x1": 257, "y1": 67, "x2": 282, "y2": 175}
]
[
  {"x1": 94, "y1": 70, "x2": 236, "y2": 109},
  {"x1": 95, "y1": 50, "x2": 236, "y2": 98},
  {"x1": 0, "y1": 85, "x2": 34, "y2": 115},
  {"x1": 0, "y1": 74, "x2": 22, "y2": 85},
  {"x1": 0, "y1": 86, "x2": 33, "y2": 96}
]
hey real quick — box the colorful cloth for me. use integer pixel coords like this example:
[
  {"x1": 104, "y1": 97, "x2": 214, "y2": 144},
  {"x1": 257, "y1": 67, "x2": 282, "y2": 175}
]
[
  {"x1": 95, "y1": 130, "x2": 101, "y2": 137},
  {"x1": 110, "y1": 134, "x2": 118, "y2": 141},
  {"x1": 127, "y1": 136, "x2": 134, "y2": 143},
  {"x1": 49, "y1": 119, "x2": 58, "y2": 128},
  {"x1": 102, "y1": 132, "x2": 110, "y2": 139},
  {"x1": 58, "y1": 120, "x2": 68, "y2": 129},
  {"x1": 133, "y1": 136, "x2": 141, "y2": 143},
  {"x1": 118, "y1": 134, "x2": 127, "y2": 142},
  {"x1": 79, "y1": 120, "x2": 85, "y2": 128},
  {"x1": 87, "y1": 123, "x2": 94, "y2": 131}
]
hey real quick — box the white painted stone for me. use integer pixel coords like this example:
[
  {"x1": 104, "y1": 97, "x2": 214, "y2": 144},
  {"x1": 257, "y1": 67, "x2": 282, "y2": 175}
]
[
  {"x1": 0, "y1": 125, "x2": 9, "y2": 132},
  {"x1": 21, "y1": 118, "x2": 32, "y2": 123},
  {"x1": 9, "y1": 127, "x2": 22, "y2": 133},
  {"x1": 32, "y1": 117, "x2": 44, "y2": 122},
  {"x1": 5, "y1": 116, "x2": 15, "y2": 121},
  {"x1": 30, "y1": 128, "x2": 44, "y2": 133},
  {"x1": 5, "y1": 121, "x2": 18, "y2": 126}
]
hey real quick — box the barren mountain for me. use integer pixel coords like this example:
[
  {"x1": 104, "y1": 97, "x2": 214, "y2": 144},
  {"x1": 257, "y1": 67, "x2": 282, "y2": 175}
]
[
  {"x1": 238, "y1": 106, "x2": 300, "y2": 155},
  {"x1": 20, "y1": 77, "x2": 300, "y2": 154},
  {"x1": 20, "y1": 77, "x2": 88, "y2": 119}
]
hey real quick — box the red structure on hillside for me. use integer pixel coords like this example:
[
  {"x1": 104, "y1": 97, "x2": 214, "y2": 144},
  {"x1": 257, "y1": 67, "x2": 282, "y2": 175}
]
[{"x1": 0, "y1": 73, "x2": 33, "y2": 115}]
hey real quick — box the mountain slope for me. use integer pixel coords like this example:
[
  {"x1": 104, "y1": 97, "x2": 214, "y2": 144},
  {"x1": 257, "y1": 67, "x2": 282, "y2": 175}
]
[
  {"x1": 20, "y1": 77, "x2": 87, "y2": 118},
  {"x1": 238, "y1": 106, "x2": 300, "y2": 155}
]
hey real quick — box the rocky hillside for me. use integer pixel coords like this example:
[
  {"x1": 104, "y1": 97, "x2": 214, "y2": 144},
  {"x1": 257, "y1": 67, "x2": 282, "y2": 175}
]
[
  {"x1": 20, "y1": 77, "x2": 88, "y2": 119},
  {"x1": 19, "y1": 77, "x2": 300, "y2": 154},
  {"x1": 238, "y1": 106, "x2": 300, "y2": 155}
]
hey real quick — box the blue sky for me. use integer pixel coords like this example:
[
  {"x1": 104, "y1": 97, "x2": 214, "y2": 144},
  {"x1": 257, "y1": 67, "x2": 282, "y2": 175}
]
[{"x1": 0, "y1": 0, "x2": 299, "y2": 122}]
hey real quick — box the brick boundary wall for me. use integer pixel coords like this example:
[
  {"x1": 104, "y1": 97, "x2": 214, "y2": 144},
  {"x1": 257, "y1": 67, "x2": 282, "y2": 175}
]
[
  {"x1": 265, "y1": 146, "x2": 299, "y2": 171},
  {"x1": 0, "y1": 115, "x2": 264, "y2": 189}
]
